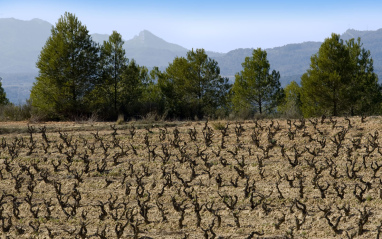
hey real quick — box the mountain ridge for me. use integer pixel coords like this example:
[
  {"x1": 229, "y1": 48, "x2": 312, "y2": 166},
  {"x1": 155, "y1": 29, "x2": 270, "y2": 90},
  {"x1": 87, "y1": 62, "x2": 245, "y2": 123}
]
[{"x1": 1, "y1": 18, "x2": 382, "y2": 103}]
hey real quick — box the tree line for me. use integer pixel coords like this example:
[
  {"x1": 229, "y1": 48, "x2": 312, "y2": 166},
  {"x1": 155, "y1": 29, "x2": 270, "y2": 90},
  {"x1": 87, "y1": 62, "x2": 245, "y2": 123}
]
[{"x1": 1, "y1": 12, "x2": 381, "y2": 121}]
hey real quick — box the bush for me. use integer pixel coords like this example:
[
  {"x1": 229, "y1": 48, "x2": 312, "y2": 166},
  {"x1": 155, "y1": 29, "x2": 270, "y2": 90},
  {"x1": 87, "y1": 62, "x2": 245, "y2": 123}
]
[
  {"x1": 231, "y1": 108, "x2": 254, "y2": 120},
  {"x1": 116, "y1": 114, "x2": 125, "y2": 125},
  {"x1": 212, "y1": 121, "x2": 226, "y2": 130},
  {"x1": 0, "y1": 101, "x2": 32, "y2": 121}
]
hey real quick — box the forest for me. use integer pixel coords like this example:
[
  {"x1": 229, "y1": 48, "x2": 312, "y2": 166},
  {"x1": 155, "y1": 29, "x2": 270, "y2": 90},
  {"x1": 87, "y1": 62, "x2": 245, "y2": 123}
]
[{"x1": 0, "y1": 12, "x2": 381, "y2": 122}]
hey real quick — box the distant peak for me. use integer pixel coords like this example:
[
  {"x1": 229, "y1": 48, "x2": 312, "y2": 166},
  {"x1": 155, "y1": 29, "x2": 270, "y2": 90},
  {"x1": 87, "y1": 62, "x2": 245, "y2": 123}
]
[
  {"x1": 0, "y1": 17, "x2": 18, "y2": 22},
  {"x1": 341, "y1": 28, "x2": 374, "y2": 41},
  {"x1": 137, "y1": 30, "x2": 155, "y2": 39},
  {"x1": 132, "y1": 30, "x2": 163, "y2": 44},
  {"x1": 140, "y1": 29, "x2": 153, "y2": 35},
  {"x1": 0, "y1": 17, "x2": 52, "y2": 26},
  {"x1": 344, "y1": 28, "x2": 358, "y2": 32},
  {"x1": 1, "y1": 17, "x2": 41, "y2": 22},
  {"x1": 343, "y1": 28, "x2": 363, "y2": 35},
  {"x1": 31, "y1": 18, "x2": 45, "y2": 23},
  {"x1": 137, "y1": 30, "x2": 147, "y2": 41},
  {"x1": 125, "y1": 29, "x2": 188, "y2": 52}
]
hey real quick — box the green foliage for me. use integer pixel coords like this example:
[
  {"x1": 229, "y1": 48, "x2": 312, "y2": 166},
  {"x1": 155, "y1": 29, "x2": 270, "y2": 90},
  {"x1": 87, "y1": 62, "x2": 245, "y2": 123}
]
[
  {"x1": 30, "y1": 12, "x2": 99, "y2": 120},
  {"x1": 0, "y1": 80, "x2": 9, "y2": 105},
  {"x1": 29, "y1": 13, "x2": 165, "y2": 121},
  {"x1": 116, "y1": 114, "x2": 124, "y2": 125},
  {"x1": 232, "y1": 48, "x2": 283, "y2": 116},
  {"x1": 28, "y1": 15, "x2": 382, "y2": 121},
  {"x1": 300, "y1": 33, "x2": 381, "y2": 117},
  {"x1": 96, "y1": 31, "x2": 128, "y2": 119},
  {"x1": 138, "y1": 67, "x2": 165, "y2": 117},
  {"x1": 0, "y1": 101, "x2": 31, "y2": 121},
  {"x1": 212, "y1": 121, "x2": 226, "y2": 130},
  {"x1": 90, "y1": 32, "x2": 162, "y2": 120},
  {"x1": 120, "y1": 60, "x2": 150, "y2": 116},
  {"x1": 278, "y1": 81, "x2": 302, "y2": 118},
  {"x1": 346, "y1": 39, "x2": 382, "y2": 115},
  {"x1": 0, "y1": 79, "x2": 32, "y2": 122},
  {"x1": 159, "y1": 49, "x2": 231, "y2": 119}
]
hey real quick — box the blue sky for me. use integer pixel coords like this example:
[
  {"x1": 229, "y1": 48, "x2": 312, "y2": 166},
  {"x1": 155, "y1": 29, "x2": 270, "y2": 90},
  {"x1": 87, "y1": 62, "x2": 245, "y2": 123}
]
[{"x1": 1, "y1": 0, "x2": 382, "y2": 52}]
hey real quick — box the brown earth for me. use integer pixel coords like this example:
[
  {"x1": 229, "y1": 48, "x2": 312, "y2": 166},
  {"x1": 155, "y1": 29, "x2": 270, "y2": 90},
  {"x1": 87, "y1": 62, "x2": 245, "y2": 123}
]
[{"x1": 0, "y1": 116, "x2": 381, "y2": 238}]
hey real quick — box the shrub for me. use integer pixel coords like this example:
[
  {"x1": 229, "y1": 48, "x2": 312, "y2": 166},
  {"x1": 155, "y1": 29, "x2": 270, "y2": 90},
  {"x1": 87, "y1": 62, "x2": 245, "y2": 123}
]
[
  {"x1": 116, "y1": 114, "x2": 125, "y2": 125},
  {"x1": 212, "y1": 121, "x2": 226, "y2": 130},
  {"x1": 0, "y1": 101, "x2": 31, "y2": 121}
]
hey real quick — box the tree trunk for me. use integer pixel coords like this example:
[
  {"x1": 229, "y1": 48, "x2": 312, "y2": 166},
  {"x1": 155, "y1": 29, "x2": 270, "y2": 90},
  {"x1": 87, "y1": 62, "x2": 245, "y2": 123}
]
[
  {"x1": 333, "y1": 88, "x2": 337, "y2": 116},
  {"x1": 114, "y1": 54, "x2": 118, "y2": 118},
  {"x1": 258, "y1": 98, "x2": 262, "y2": 114}
]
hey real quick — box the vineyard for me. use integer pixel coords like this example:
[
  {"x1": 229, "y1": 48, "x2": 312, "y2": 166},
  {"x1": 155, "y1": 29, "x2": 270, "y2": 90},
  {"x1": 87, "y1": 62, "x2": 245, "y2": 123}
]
[{"x1": 1, "y1": 117, "x2": 382, "y2": 238}]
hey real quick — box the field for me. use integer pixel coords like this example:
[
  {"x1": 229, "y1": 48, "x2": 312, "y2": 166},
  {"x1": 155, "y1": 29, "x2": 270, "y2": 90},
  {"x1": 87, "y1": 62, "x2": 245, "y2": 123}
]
[{"x1": 1, "y1": 116, "x2": 382, "y2": 238}]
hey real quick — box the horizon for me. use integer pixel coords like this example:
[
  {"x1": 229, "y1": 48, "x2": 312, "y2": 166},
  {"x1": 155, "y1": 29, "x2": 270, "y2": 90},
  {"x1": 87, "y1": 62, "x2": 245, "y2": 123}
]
[{"x1": 1, "y1": 0, "x2": 382, "y2": 52}]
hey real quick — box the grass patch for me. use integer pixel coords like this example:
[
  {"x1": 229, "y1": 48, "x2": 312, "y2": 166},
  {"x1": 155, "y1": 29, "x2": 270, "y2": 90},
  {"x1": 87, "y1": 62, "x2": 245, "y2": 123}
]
[{"x1": 212, "y1": 121, "x2": 226, "y2": 130}]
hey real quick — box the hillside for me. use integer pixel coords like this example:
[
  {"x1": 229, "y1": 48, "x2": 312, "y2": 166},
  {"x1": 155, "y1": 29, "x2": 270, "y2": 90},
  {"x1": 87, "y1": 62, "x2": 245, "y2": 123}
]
[
  {"x1": 341, "y1": 29, "x2": 382, "y2": 74},
  {"x1": 212, "y1": 42, "x2": 323, "y2": 84},
  {"x1": 0, "y1": 18, "x2": 52, "y2": 73},
  {"x1": 1, "y1": 18, "x2": 382, "y2": 103},
  {"x1": 123, "y1": 30, "x2": 189, "y2": 67}
]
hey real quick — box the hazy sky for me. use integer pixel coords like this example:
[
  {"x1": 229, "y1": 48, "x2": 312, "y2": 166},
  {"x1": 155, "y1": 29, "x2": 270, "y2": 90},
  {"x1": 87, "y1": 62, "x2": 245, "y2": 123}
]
[{"x1": 1, "y1": 0, "x2": 382, "y2": 52}]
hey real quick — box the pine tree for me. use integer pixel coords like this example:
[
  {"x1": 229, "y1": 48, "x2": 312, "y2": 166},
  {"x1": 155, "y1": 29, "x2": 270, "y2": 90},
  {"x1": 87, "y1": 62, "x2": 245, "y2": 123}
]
[
  {"x1": 300, "y1": 33, "x2": 381, "y2": 117},
  {"x1": 30, "y1": 12, "x2": 99, "y2": 119},
  {"x1": 278, "y1": 80, "x2": 302, "y2": 118},
  {"x1": 120, "y1": 60, "x2": 149, "y2": 116},
  {"x1": 159, "y1": 49, "x2": 231, "y2": 119},
  {"x1": 232, "y1": 48, "x2": 283, "y2": 116},
  {"x1": 187, "y1": 49, "x2": 231, "y2": 118},
  {"x1": 0, "y1": 79, "x2": 9, "y2": 105},
  {"x1": 98, "y1": 31, "x2": 128, "y2": 118}
]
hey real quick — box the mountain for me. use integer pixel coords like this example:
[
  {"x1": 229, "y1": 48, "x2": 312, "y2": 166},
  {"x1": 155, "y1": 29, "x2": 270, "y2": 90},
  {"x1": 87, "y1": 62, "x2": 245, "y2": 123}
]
[
  {"x1": 213, "y1": 29, "x2": 382, "y2": 85},
  {"x1": 1, "y1": 17, "x2": 382, "y2": 104},
  {"x1": 91, "y1": 31, "x2": 190, "y2": 67},
  {"x1": 93, "y1": 30, "x2": 222, "y2": 68},
  {"x1": 0, "y1": 18, "x2": 212, "y2": 103},
  {"x1": 212, "y1": 42, "x2": 323, "y2": 85},
  {"x1": 341, "y1": 29, "x2": 382, "y2": 74},
  {"x1": 123, "y1": 30, "x2": 188, "y2": 67},
  {"x1": 0, "y1": 18, "x2": 52, "y2": 104},
  {"x1": 0, "y1": 18, "x2": 52, "y2": 73},
  {"x1": 91, "y1": 33, "x2": 110, "y2": 44}
]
